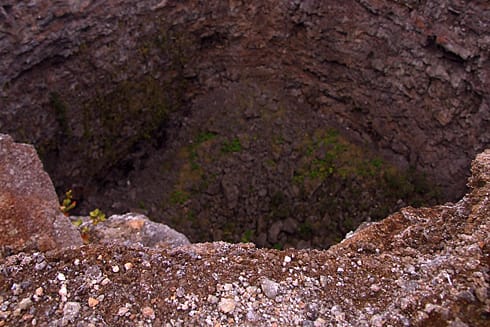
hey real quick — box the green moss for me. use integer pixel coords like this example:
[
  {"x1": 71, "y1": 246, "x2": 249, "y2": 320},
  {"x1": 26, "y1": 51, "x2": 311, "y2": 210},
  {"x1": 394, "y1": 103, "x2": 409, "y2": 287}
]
[
  {"x1": 170, "y1": 190, "x2": 190, "y2": 205},
  {"x1": 240, "y1": 229, "x2": 254, "y2": 243},
  {"x1": 221, "y1": 138, "x2": 242, "y2": 153},
  {"x1": 196, "y1": 131, "x2": 217, "y2": 143},
  {"x1": 299, "y1": 222, "x2": 313, "y2": 239},
  {"x1": 272, "y1": 243, "x2": 283, "y2": 250},
  {"x1": 291, "y1": 127, "x2": 441, "y2": 244}
]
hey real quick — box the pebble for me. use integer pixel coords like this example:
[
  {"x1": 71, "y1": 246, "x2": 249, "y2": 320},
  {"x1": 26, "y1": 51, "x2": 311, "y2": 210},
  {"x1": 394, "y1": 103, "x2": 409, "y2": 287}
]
[
  {"x1": 142, "y1": 307, "x2": 155, "y2": 320},
  {"x1": 176, "y1": 287, "x2": 185, "y2": 298},
  {"x1": 11, "y1": 283, "x2": 21, "y2": 296},
  {"x1": 284, "y1": 256, "x2": 292, "y2": 264},
  {"x1": 59, "y1": 285, "x2": 68, "y2": 300},
  {"x1": 34, "y1": 261, "x2": 46, "y2": 271},
  {"x1": 218, "y1": 298, "x2": 236, "y2": 313},
  {"x1": 35, "y1": 287, "x2": 43, "y2": 297},
  {"x1": 370, "y1": 284, "x2": 381, "y2": 292},
  {"x1": 88, "y1": 297, "x2": 99, "y2": 308},
  {"x1": 475, "y1": 287, "x2": 487, "y2": 303},
  {"x1": 17, "y1": 298, "x2": 32, "y2": 311},
  {"x1": 112, "y1": 265, "x2": 120, "y2": 273},
  {"x1": 57, "y1": 273, "x2": 66, "y2": 281},
  {"x1": 117, "y1": 306, "x2": 130, "y2": 316},
  {"x1": 207, "y1": 295, "x2": 219, "y2": 304},
  {"x1": 246, "y1": 310, "x2": 258, "y2": 321},
  {"x1": 260, "y1": 278, "x2": 280, "y2": 299},
  {"x1": 62, "y1": 302, "x2": 81, "y2": 323},
  {"x1": 124, "y1": 262, "x2": 133, "y2": 271},
  {"x1": 320, "y1": 276, "x2": 328, "y2": 288}
]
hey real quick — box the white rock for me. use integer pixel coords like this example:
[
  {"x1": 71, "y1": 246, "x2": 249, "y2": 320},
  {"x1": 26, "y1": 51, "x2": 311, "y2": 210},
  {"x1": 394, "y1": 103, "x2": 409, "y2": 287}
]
[
  {"x1": 207, "y1": 295, "x2": 219, "y2": 304},
  {"x1": 59, "y1": 285, "x2": 68, "y2": 300},
  {"x1": 218, "y1": 298, "x2": 236, "y2": 314},
  {"x1": 117, "y1": 307, "x2": 130, "y2": 316}
]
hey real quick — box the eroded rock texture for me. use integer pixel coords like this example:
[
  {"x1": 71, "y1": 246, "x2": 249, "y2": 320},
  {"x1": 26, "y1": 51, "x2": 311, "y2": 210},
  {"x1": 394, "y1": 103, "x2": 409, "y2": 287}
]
[
  {"x1": 1, "y1": 0, "x2": 488, "y2": 194},
  {"x1": 0, "y1": 1, "x2": 489, "y2": 245},
  {"x1": 0, "y1": 134, "x2": 82, "y2": 255}
]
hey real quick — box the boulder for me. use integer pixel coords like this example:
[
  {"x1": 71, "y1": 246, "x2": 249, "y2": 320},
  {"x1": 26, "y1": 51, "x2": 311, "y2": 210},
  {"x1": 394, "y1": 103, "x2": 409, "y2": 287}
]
[
  {"x1": 0, "y1": 134, "x2": 82, "y2": 256},
  {"x1": 78, "y1": 212, "x2": 190, "y2": 249}
]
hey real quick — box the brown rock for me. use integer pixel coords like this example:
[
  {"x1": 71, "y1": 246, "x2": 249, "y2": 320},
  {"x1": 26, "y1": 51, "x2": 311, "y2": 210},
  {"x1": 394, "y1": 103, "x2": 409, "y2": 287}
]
[{"x1": 0, "y1": 134, "x2": 82, "y2": 255}]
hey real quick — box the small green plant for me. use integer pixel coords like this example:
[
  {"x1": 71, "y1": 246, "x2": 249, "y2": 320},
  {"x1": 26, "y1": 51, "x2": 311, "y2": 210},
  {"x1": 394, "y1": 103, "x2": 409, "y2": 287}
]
[
  {"x1": 221, "y1": 138, "x2": 242, "y2": 153},
  {"x1": 72, "y1": 217, "x2": 83, "y2": 227},
  {"x1": 240, "y1": 229, "x2": 254, "y2": 243},
  {"x1": 170, "y1": 190, "x2": 190, "y2": 205},
  {"x1": 196, "y1": 131, "x2": 217, "y2": 143},
  {"x1": 272, "y1": 243, "x2": 283, "y2": 250},
  {"x1": 89, "y1": 208, "x2": 106, "y2": 225},
  {"x1": 60, "y1": 189, "x2": 77, "y2": 216}
]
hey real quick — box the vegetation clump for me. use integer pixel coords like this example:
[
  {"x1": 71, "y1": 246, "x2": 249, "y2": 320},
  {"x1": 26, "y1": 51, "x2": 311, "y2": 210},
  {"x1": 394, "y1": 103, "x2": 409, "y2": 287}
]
[{"x1": 60, "y1": 189, "x2": 76, "y2": 216}]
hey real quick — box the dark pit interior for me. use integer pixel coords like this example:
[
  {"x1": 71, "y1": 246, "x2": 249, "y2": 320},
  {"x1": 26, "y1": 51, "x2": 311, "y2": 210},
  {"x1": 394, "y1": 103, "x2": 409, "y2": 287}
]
[{"x1": 1, "y1": 1, "x2": 488, "y2": 249}]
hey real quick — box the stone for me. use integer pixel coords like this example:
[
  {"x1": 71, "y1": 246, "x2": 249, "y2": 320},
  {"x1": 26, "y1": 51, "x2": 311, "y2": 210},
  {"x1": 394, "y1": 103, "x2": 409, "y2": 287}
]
[
  {"x1": 142, "y1": 307, "x2": 155, "y2": 320},
  {"x1": 218, "y1": 298, "x2": 236, "y2": 314},
  {"x1": 62, "y1": 302, "x2": 81, "y2": 324},
  {"x1": 0, "y1": 134, "x2": 82, "y2": 256},
  {"x1": 88, "y1": 213, "x2": 190, "y2": 249},
  {"x1": 282, "y1": 218, "x2": 298, "y2": 234},
  {"x1": 88, "y1": 297, "x2": 99, "y2": 308},
  {"x1": 268, "y1": 221, "x2": 283, "y2": 244},
  {"x1": 17, "y1": 298, "x2": 32, "y2": 311},
  {"x1": 260, "y1": 278, "x2": 280, "y2": 299}
]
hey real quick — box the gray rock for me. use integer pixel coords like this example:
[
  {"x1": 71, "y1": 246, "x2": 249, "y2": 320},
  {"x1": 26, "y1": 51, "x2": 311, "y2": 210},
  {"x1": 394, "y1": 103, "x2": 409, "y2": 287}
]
[
  {"x1": 62, "y1": 302, "x2": 81, "y2": 325},
  {"x1": 260, "y1": 277, "x2": 280, "y2": 299},
  {"x1": 90, "y1": 213, "x2": 190, "y2": 249}
]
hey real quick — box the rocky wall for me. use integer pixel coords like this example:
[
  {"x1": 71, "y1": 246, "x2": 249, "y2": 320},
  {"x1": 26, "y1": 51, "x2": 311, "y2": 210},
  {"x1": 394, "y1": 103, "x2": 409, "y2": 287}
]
[{"x1": 0, "y1": 0, "x2": 488, "y2": 200}]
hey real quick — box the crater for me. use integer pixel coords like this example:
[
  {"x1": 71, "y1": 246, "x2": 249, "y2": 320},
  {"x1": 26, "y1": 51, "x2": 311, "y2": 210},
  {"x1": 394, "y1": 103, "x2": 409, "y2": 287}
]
[{"x1": 1, "y1": 0, "x2": 488, "y2": 249}]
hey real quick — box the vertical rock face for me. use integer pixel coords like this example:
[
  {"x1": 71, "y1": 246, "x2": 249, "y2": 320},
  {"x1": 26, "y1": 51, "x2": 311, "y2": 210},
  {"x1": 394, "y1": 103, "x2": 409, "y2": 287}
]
[
  {"x1": 0, "y1": 134, "x2": 82, "y2": 255},
  {"x1": 0, "y1": 1, "x2": 488, "y2": 208}
]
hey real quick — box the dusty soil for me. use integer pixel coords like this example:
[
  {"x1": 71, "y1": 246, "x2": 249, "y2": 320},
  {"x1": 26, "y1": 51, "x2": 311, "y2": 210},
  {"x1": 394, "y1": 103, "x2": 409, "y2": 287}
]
[{"x1": 1, "y1": 179, "x2": 488, "y2": 326}]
